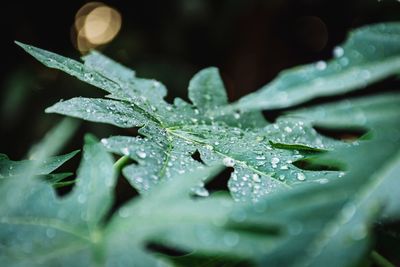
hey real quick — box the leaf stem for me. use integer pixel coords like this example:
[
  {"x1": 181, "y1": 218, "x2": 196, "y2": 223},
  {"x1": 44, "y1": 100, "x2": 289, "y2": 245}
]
[
  {"x1": 113, "y1": 156, "x2": 130, "y2": 173},
  {"x1": 371, "y1": 250, "x2": 395, "y2": 267}
]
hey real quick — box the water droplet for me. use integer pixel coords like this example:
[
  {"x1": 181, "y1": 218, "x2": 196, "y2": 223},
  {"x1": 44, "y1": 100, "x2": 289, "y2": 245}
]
[
  {"x1": 192, "y1": 186, "x2": 209, "y2": 197},
  {"x1": 84, "y1": 73, "x2": 94, "y2": 81},
  {"x1": 118, "y1": 207, "x2": 130, "y2": 218},
  {"x1": 77, "y1": 194, "x2": 87, "y2": 204},
  {"x1": 256, "y1": 155, "x2": 266, "y2": 160},
  {"x1": 46, "y1": 228, "x2": 56, "y2": 238},
  {"x1": 351, "y1": 224, "x2": 367, "y2": 241},
  {"x1": 360, "y1": 70, "x2": 371, "y2": 79},
  {"x1": 319, "y1": 178, "x2": 329, "y2": 184},
  {"x1": 333, "y1": 46, "x2": 344, "y2": 58},
  {"x1": 100, "y1": 138, "x2": 108, "y2": 145},
  {"x1": 339, "y1": 57, "x2": 349, "y2": 66},
  {"x1": 205, "y1": 144, "x2": 214, "y2": 150},
  {"x1": 121, "y1": 147, "x2": 130, "y2": 156},
  {"x1": 296, "y1": 172, "x2": 306, "y2": 181},
  {"x1": 341, "y1": 203, "x2": 356, "y2": 223},
  {"x1": 315, "y1": 61, "x2": 327, "y2": 70},
  {"x1": 271, "y1": 157, "x2": 280, "y2": 164},
  {"x1": 284, "y1": 126, "x2": 292, "y2": 133},
  {"x1": 135, "y1": 176, "x2": 143, "y2": 183},
  {"x1": 252, "y1": 173, "x2": 261, "y2": 182},
  {"x1": 223, "y1": 157, "x2": 235, "y2": 167},
  {"x1": 223, "y1": 232, "x2": 239, "y2": 247},
  {"x1": 136, "y1": 151, "x2": 147, "y2": 159},
  {"x1": 233, "y1": 112, "x2": 241, "y2": 119}
]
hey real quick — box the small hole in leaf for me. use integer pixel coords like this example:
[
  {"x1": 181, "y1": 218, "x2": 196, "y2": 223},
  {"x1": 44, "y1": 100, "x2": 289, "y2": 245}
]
[
  {"x1": 313, "y1": 126, "x2": 367, "y2": 141},
  {"x1": 171, "y1": 254, "x2": 254, "y2": 267},
  {"x1": 205, "y1": 167, "x2": 233, "y2": 193},
  {"x1": 191, "y1": 150, "x2": 205, "y2": 164},
  {"x1": 227, "y1": 222, "x2": 281, "y2": 236},
  {"x1": 293, "y1": 159, "x2": 342, "y2": 171},
  {"x1": 146, "y1": 242, "x2": 189, "y2": 257}
]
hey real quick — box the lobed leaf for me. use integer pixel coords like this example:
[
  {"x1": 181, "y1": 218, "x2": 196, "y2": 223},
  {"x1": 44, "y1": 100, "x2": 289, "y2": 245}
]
[{"x1": 17, "y1": 41, "x2": 351, "y2": 201}]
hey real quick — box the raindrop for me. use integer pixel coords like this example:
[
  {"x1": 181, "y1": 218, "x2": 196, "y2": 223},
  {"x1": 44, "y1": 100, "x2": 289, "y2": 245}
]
[
  {"x1": 136, "y1": 151, "x2": 147, "y2": 159},
  {"x1": 350, "y1": 224, "x2": 367, "y2": 241},
  {"x1": 296, "y1": 172, "x2": 306, "y2": 181},
  {"x1": 46, "y1": 228, "x2": 56, "y2": 239},
  {"x1": 121, "y1": 147, "x2": 130, "y2": 156},
  {"x1": 192, "y1": 186, "x2": 209, "y2": 197},
  {"x1": 100, "y1": 138, "x2": 108, "y2": 146},
  {"x1": 252, "y1": 173, "x2": 261, "y2": 182},
  {"x1": 223, "y1": 157, "x2": 235, "y2": 167},
  {"x1": 271, "y1": 157, "x2": 280, "y2": 164},
  {"x1": 288, "y1": 222, "x2": 303, "y2": 235},
  {"x1": 223, "y1": 232, "x2": 240, "y2": 247},
  {"x1": 135, "y1": 176, "x2": 143, "y2": 183},
  {"x1": 118, "y1": 207, "x2": 130, "y2": 218},
  {"x1": 333, "y1": 46, "x2": 344, "y2": 58},
  {"x1": 339, "y1": 57, "x2": 349, "y2": 66},
  {"x1": 77, "y1": 194, "x2": 87, "y2": 204},
  {"x1": 319, "y1": 178, "x2": 329, "y2": 184},
  {"x1": 233, "y1": 112, "x2": 241, "y2": 119},
  {"x1": 360, "y1": 70, "x2": 371, "y2": 79},
  {"x1": 84, "y1": 73, "x2": 94, "y2": 81},
  {"x1": 284, "y1": 126, "x2": 292, "y2": 133},
  {"x1": 341, "y1": 203, "x2": 356, "y2": 223},
  {"x1": 315, "y1": 61, "x2": 327, "y2": 70}
]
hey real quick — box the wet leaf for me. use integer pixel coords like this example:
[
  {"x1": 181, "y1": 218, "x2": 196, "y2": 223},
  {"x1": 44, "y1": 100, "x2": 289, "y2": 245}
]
[
  {"x1": 0, "y1": 150, "x2": 78, "y2": 179},
  {"x1": 230, "y1": 22, "x2": 400, "y2": 112},
  {"x1": 17, "y1": 43, "x2": 347, "y2": 202}
]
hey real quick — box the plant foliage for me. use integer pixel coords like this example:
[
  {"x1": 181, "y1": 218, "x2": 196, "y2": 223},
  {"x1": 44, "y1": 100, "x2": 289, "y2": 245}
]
[{"x1": 1, "y1": 22, "x2": 399, "y2": 266}]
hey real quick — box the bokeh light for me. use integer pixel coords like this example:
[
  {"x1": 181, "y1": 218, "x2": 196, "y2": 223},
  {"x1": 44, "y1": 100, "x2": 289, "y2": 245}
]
[{"x1": 72, "y1": 2, "x2": 121, "y2": 54}]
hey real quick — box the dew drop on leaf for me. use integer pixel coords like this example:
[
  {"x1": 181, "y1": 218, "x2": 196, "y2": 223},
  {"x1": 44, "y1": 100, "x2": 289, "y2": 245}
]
[
  {"x1": 333, "y1": 46, "x2": 344, "y2": 57},
  {"x1": 223, "y1": 157, "x2": 235, "y2": 167},
  {"x1": 315, "y1": 61, "x2": 327, "y2": 70},
  {"x1": 136, "y1": 151, "x2": 147, "y2": 159},
  {"x1": 296, "y1": 172, "x2": 306, "y2": 181}
]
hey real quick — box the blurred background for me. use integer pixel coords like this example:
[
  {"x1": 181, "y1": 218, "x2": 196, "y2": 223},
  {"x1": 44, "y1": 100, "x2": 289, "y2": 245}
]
[{"x1": 1, "y1": 0, "x2": 400, "y2": 264}]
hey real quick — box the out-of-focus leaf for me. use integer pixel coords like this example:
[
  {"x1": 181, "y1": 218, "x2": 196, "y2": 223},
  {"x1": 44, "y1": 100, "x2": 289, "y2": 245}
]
[{"x1": 229, "y1": 23, "x2": 400, "y2": 112}]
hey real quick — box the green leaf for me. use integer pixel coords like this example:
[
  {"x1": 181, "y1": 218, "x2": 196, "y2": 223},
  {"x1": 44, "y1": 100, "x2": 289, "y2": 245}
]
[
  {"x1": 288, "y1": 93, "x2": 400, "y2": 128},
  {"x1": 9, "y1": 21, "x2": 400, "y2": 267},
  {"x1": 228, "y1": 22, "x2": 400, "y2": 112},
  {"x1": 17, "y1": 42, "x2": 346, "y2": 202},
  {"x1": 46, "y1": 98, "x2": 147, "y2": 128},
  {"x1": 0, "y1": 150, "x2": 78, "y2": 179},
  {"x1": 0, "y1": 136, "x2": 116, "y2": 266},
  {"x1": 188, "y1": 67, "x2": 228, "y2": 110}
]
